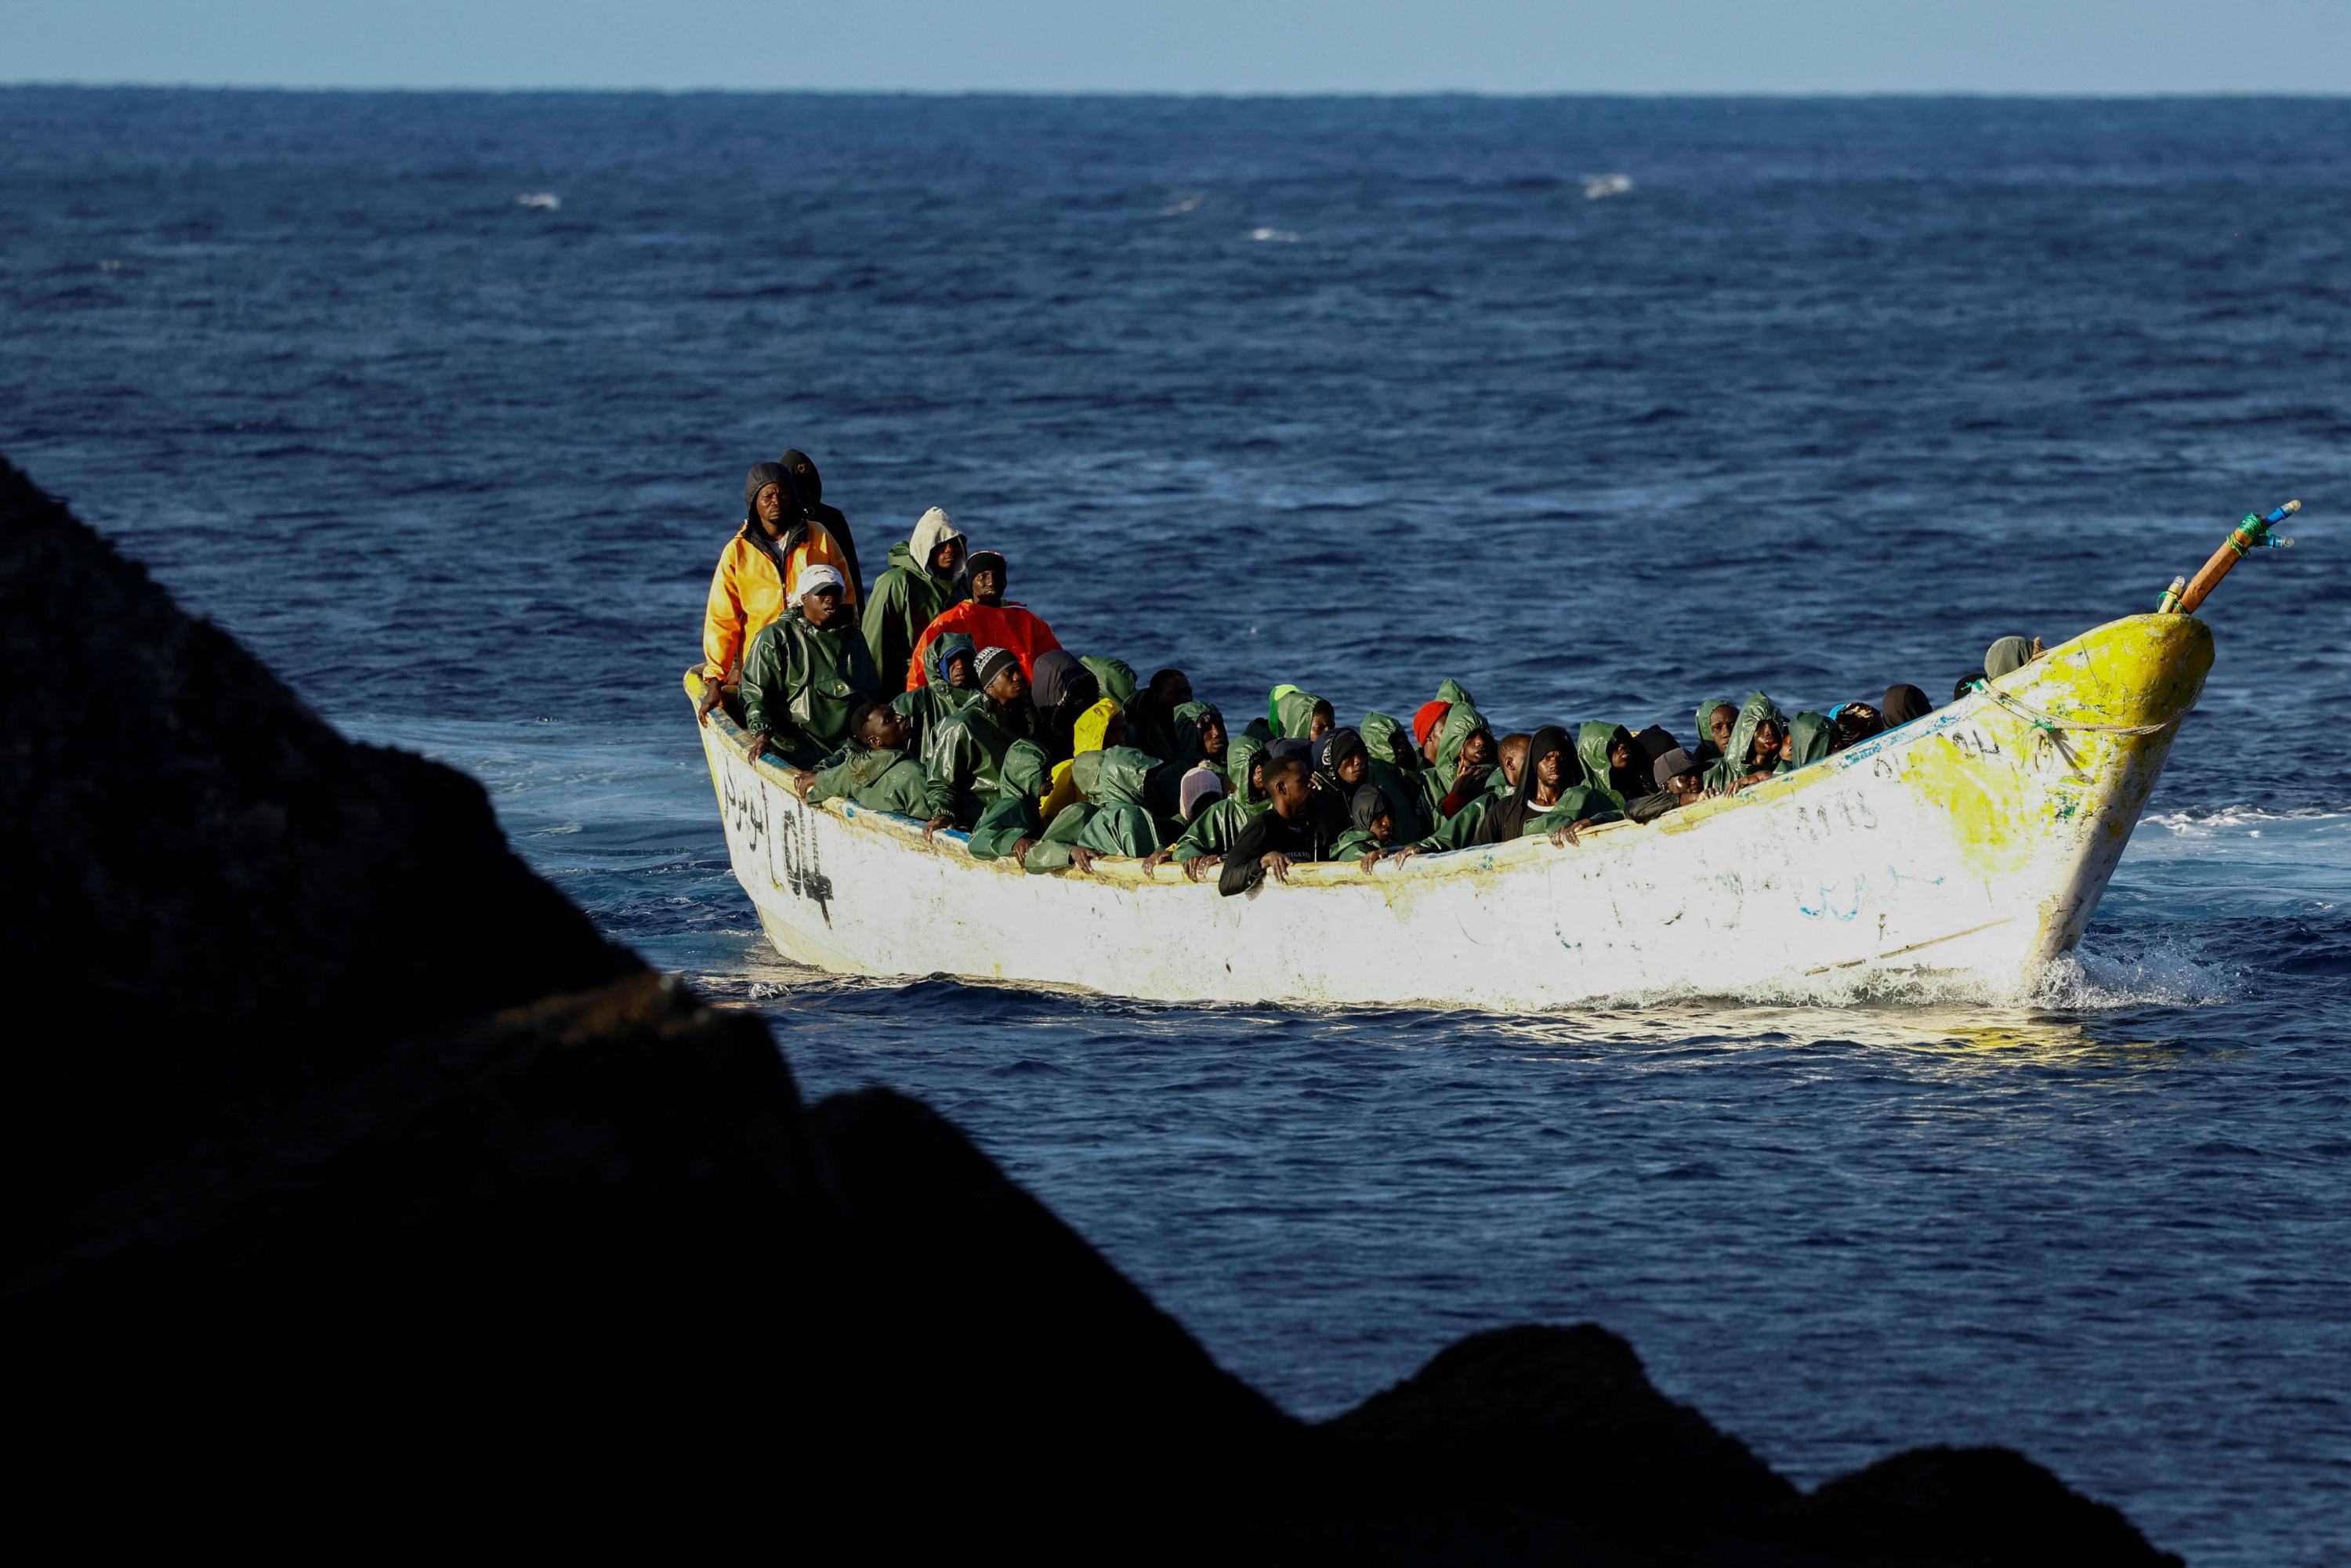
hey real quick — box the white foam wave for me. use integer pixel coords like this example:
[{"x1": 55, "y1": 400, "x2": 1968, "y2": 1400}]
[
  {"x1": 2143, "y1": 804, "x2": 2348, "y2": 836},
  {"x1": 516, "y1": 192, "x2": 561, "y2": 211},
  {"x1": 1583, "y1": 174, "x2": 1633, "y2": 200},
  {"x1": 1160, "y1": 193, "x2": 1204, "y2": 215},
  {"x1": 1247, "y1": 226, "x2": 1299, "y2": 243},
  {"x1": 2033, "y1": 929, "x2": 2248, "y2": 1008}
]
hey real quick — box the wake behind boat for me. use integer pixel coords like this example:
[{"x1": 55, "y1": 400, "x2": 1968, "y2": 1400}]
[{"x1": 690, "y1": 610, "x2": 2213, "y2": 1009}]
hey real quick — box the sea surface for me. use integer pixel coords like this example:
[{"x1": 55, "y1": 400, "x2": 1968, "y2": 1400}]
[{"x1": 5, "y1": 89, "x2": 2348, "y2": 1559}]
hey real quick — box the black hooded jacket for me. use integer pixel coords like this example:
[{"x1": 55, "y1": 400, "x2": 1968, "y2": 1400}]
[
  {"x1": 1028, "y1": 650, "x2": 1100, "y2": 765},
  {"x1": 1882, "y1": 684, "x2": 1933, "y2": 728},
  {"x1": 738, "y1": 462, "x2": 795, "y2": 577},
  {"x1": 781, "y1": 449, "x2": 865, "y2": 603},
  {"x1": 1306, "y1": 727, "x2": 1367, "y2": 841}
]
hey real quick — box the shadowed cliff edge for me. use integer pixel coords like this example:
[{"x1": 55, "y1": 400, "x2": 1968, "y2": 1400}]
[{"x1": 0, "y1": 456, "x2": 2175, "y2": 1563}]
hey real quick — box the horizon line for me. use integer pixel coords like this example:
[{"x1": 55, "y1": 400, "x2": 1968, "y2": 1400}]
[{"x1": 6, "y1": 81, "x2": 2347, "y2": 101}]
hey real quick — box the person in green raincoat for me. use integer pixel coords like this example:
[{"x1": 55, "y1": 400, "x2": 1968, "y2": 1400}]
[
  {"x1": 1404, "y1": 780, "x2": 1498, "y2": 853},
  {"x1": 1503, "y1": 726, "x2": 1623, "y2": 845},
  {"x1": 741, "y1": 566, "x2": 885, "y2": 768},
  {"x1": 1396, "y1": 727, "x2": 1618, "y2": 861},
  {"x1": 1693, "y1": 699, "x2": 1738, "y2": 768},
  {"x1": 1123, "y1": 668, "x2": 1190, "y2": 762},
  {"x1": 1024, "y1": 744, "x2": 1161, "y2": 875},
  {"x1": 861, "y1": 506, "x2": 966, "y2": 688},
  {"x1": 1782, "y1": 711, "x2": 1834, "y2": 770},
  {"x1": 1357, "y1": 711, "x2": 1432, "y2": 841},
  {"x1": 1420, "y1": 700, "x2": 1497, "y2": 824},
  {"x1": 1147, "y1": 731, "x2": 1270, "y2": 881},
  {"x1": 1574, "y1": 722, "x2": 1648, "y2": 813},
  {"x1": 922, "y1": 647, "x2": 1044, "y2": 831},
  {"x1": 892, "y1": 630, "x2": 982, "y2": 769},
  {"x1": 1072, "y1": 747, "x2": 1162, "y2": 860},
  {"x1": 1983, "y1": 635, "x2": 2039, "y2": 679},
  {"x1": 1081, "y1": 655, "x2": 1139, "y2": 711},
  {"x1": 965, "y1": 741, "x2": 1053, "y2": 864},
  {"x1": 795, "y1": 703, "x2": 930, "y2": 817},
  {"x1": 1267, "y1": 683, "x2": 1335, "y2": 742},
  {"x1": 1360, "y1": 710, "x2": 1415, "y2": 773},
  {"x1": 1171, "y1": 700, "x2": 1229, "y2": 778},
  {"x1": 1329, "y1": 783, "x2": 1400, "y2": 866},
  {"x1": 1702, "y1": 692, "x2": 1788, "y2": 795}
]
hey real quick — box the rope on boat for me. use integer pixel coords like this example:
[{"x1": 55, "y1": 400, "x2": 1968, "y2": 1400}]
[{"x1": 1970, "y1": 683, "x2": 2191, "y2": 773}]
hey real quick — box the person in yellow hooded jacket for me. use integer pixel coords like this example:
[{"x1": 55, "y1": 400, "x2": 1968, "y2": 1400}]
[
  {"x1": 1039, "y1": 697, "x2": 1124, "y2": 829},
  {"x1": 697, "y1": 462, "x2": 859, "y2": 718}
]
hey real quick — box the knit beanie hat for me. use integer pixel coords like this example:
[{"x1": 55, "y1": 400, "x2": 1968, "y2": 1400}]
[
  {"x1": 973, "y1": 646, "x2": 1020, "y2": 691},
  {"x1": 1413, "y1": 700, "x2": 1453, "y2": 748},
  {"x1": 744, "y1": 462, "x2": 792, "y2": 520}
]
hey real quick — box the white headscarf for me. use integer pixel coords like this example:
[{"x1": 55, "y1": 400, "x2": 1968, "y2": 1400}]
[{"x1": 907, "y1": 507, "x2": 965, "y2": 576}]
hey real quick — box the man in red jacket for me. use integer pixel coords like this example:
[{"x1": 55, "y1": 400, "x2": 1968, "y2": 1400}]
[{"x1": 901, "y1": 549, "x2": 1063, "y2": 692}]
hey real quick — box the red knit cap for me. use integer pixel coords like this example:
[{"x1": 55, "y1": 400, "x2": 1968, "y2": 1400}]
[{"x1": 1413, "y1": 700, "x2": 1452, "y2": 748}]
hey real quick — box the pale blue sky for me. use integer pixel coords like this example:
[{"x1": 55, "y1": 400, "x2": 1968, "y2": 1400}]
[{"x1": 11, "y1": 0, "x2": 2349, "y2": 93}]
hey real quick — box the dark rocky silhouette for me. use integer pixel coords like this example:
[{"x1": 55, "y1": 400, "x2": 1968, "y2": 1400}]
[{"x1": 0, "y1": 456, "x2": 2176, "y2": 1563}]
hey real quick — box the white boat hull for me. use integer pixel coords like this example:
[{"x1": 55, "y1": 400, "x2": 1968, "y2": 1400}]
[{"x1": 691, "y1": 614, "x2": 2212, "y2": 1009}]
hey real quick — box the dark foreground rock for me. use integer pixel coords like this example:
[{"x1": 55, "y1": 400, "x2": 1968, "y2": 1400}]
[{"x1": 0, "y1": 457, "x2": 2175, "y2": 1563}]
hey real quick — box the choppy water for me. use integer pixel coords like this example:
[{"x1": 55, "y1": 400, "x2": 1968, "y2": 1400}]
[{"x1": 6, "y1": 89, "x2": 2348, "y2": 1561}]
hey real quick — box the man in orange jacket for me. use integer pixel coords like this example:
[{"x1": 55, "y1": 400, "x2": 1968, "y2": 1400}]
[
  {"x1": 900, "y1": 549, "x2": 1062, "y2": 693},
  {"x1": 697, "y1": 462, "x2": 859, "y2": 718}
]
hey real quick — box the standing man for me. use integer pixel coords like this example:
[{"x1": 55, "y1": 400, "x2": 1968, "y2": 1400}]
[
  {"x1": 697, "y1": 462, "x2": 860, "y2": 721},
  {"x1": 740, "y1": 566, "x2": 883, "y2": 768},
  {"x1": 863, "y1": 506, "x2": 967, "y2": 691},
  {"x1": 780, "y1": 449, "x2": 865, "y2": 603},
  {"x1": 900, "y1": 549, "x2": 1062, "y2": 692}
]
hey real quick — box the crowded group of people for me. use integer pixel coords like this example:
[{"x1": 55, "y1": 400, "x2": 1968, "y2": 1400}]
[{"x1": 697, "y1": 457, "x2": 2041, "y2": 897}]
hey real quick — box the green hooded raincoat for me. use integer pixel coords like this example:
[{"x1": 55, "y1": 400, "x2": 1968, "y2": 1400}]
[
  {"x1": 1702, "y1": 691, "x2": 1788, "y2": 794},
  {"x1": 1574, "y1": 722, "x2": 1635, "y2": 813},
  {"x1": 1784, "y1": 711, "x2": 1834, "y2": 770},
  {"x1": 1071, "y1": 747, "x2": 1162, "y2": 858},
  {"x1": 806, "y1": 742, "x2": 929, "y2": 817},
  {"x1": 1268, "y1": 683, "x2": 1327, "y2": 741},
  {"x1": 893, "y1": 631, "x2": 982, "y2": 769},
  {"x1": 1170, "y1": 732, "x2": 1270, "y2": 864},
  {"x1": 922, "y1": 697, "x2": 1034, "y2": 826},
  {"x1": 861, "y1": 511, "x2": 967, "y2": 686},
  {"x1": 965, "y1": 741, "x2": 1052, "y2": 861},
  {"x1": 1419, "y1": 699, "x2": 1494, "y2": 822},
  {"x1": 741, "y1": 607, "x2": 885, "y2": 768}
]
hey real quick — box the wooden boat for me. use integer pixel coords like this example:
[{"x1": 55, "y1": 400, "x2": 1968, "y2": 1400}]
[{"x1": 686, "y1": 612, "x2": 2211, "y2": 1009}]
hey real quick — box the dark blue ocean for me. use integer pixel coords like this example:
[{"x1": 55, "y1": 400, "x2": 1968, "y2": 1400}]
[{"x1": 5, "y1": 89, "x2": 2348, "y2": 1559}]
